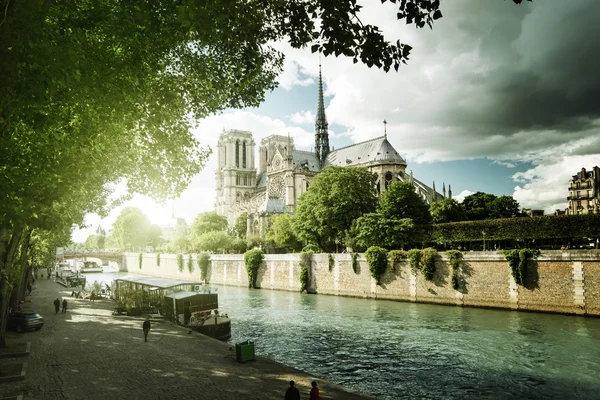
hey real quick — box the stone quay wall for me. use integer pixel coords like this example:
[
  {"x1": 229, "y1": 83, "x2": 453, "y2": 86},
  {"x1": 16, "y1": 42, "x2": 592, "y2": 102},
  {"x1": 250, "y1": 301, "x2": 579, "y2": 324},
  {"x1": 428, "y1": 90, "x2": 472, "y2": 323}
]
[{"x1": 124, "y1": 250, "x2": 600, "y2": 316}]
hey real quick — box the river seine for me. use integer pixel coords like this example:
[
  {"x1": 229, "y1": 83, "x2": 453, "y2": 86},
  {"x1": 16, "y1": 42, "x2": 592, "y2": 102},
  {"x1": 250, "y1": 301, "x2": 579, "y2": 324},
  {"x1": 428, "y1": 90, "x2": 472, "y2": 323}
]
[{"x1": 91, "y1": 271, "x2": 600, "y2": 399}]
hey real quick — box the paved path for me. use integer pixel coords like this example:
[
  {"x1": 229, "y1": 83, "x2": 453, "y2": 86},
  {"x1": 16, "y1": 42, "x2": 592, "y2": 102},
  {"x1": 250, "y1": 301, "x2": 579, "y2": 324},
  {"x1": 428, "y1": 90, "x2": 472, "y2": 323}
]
[{"x1": 1, "y1": 278, "x2": 371, "y2": 400}]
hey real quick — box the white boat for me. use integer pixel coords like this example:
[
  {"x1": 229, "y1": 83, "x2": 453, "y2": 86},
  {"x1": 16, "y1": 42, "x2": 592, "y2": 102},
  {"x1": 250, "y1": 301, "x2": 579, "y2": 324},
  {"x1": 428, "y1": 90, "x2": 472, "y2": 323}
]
[{"x1": 79, "y1": 261, "x2": 104, "y2": 273}]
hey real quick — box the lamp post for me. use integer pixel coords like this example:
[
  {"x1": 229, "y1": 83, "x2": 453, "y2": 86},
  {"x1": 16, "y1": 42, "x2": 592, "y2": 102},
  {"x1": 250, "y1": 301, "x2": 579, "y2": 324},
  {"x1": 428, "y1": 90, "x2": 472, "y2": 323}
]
[{"x1": 482, "y1": 231, "x2": 486, "y2": 252}]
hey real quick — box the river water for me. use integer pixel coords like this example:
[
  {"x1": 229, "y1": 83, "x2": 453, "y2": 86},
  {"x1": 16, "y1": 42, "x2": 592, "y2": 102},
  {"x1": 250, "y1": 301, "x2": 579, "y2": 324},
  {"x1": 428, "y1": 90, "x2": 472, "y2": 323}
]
[{"x1": 92, "y1": 272, "x2": 600, "y2": 399}]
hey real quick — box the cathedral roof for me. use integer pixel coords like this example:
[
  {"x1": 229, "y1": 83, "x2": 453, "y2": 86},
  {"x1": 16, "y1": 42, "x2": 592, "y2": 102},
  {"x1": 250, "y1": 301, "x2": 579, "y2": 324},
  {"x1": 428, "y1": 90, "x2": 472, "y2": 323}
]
[
  {"x1": 256, "y1": 172, "x2": 267, "y2": 188},
  {"x1": 257, "y1": 197, "x2": 289, "y2": 214},
  {"x1": 292, "y1": 150, "x2": 321, "y2": 172},
  {"x1": 325, "y1": 136, "x2": 406, "y2": 168}
]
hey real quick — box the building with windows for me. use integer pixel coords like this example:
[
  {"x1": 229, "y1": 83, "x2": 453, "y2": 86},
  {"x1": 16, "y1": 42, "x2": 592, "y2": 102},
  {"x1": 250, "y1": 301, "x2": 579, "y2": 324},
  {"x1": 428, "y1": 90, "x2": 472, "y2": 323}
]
[
  {"x1": 214, "y1": 67, "x2": 450, "y2": 236},
  {"x1": 567, "y1": 166, "x2": 600, "y2": 215}
]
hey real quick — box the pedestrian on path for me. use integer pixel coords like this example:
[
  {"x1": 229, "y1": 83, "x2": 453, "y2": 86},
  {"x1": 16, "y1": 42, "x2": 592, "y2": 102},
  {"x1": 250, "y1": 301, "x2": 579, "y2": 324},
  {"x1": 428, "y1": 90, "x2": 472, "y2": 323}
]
[
  {"x1": 309, "y1": 381, "x2": 322, "y2": 400},
  {"x1": 285, "y1": 380, "x2": 301, "y2": 400},
  {"x1": 53, "y1": 298, "x2": 60, "y2": 314},
  {"x1": 62, "y1": 299, "x2": 68, "y2": 314},
  {"x1": 142, "y1": 317, "x2": 151, "y2": 342}
]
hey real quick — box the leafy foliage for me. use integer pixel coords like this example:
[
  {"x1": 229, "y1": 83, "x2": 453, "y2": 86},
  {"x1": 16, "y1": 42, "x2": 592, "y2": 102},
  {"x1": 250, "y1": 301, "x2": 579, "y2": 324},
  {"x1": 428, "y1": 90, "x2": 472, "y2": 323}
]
[
  {"x1": 112, "y1": 208, "x2": 162, "y2": 251},
  {"x1": 351, "y1": 213, "x2": 414, "y2": 250},
  {"x1": 430, "y1": 198, "x2": 466, "y2": 223},
  {"x1": 504, "y1": 249, "x2": 540, "y2": 286},
  {"x1": 156, "y1": 253, "x2": 161, "y2": 267},
  {"x1": 432, "y1": 214, "x2": 600, "y2": 243},
  {"x1": 294, "y1": 166, "x2": 377, "y2": 251},
  {"x1": 235, "y1": 212, "x2": 248, "y2": 239},
  {"x1": 378, "y1": 181, "x2": 432, "y2": 225},
  {"x1": 197, "y1": 252, "x2": 211, "y2": 282},
  {"x1": 420, "y1": 248, "x2": 437, "y2": 281},
  {"x1": 407, "y1": 249, "x2": 422, "y2": 274},
  {"x1": 192, "y1": 231, "x2": 233, "y2": 253},
  {"x1": 302, "y1": 244, "x2": 322, "y2": 253},
  {"x1": 84, "y1": 234, "x2": 106, "y2": 251},
  {"x1": 138, "y1": 252, "x2": 143, "y2": 269},
  {"x1": 446, "y1": 250, "x2": 462, "y2": 290},
  {"x1": 328, "y1": 254, "x2": 335, "y2": 272},
  {"x1": 191, "y1": 212, "x2": 228, "y2": 238},
  {"x1": 351, "y1": 253, "x2": 359, "y2": 274},
  {"x1": 176, "y1": 254, "x2": 184, "y2": 272},
  {"x1": 388, "y1": 250, "x2": 407, "y2": 272},
  {"x1": 244, "y1": 249, "x2": 264, "y2": 289},
  {"x1": 365, "y1": 246, "x2": 388, "y2": 285},
  {"x1": 266, "y1": 214, "x2": 302, "y2": 252},
  {"x1": 299, "y1": 251, "x2": 313, "y2": 293},
  {"x1": 246, "y1": 236, "x2": 264, "y2": 250},
  {"x1": 230, "y1": 238, "x2": 247, "y2": 254}
]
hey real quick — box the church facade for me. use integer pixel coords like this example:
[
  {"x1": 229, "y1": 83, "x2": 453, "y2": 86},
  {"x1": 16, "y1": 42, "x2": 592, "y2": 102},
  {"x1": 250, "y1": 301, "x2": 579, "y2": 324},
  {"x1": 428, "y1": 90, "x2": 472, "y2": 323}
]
[{"x1": 214, "y1": 68, "x2": 451, "y2": 237}]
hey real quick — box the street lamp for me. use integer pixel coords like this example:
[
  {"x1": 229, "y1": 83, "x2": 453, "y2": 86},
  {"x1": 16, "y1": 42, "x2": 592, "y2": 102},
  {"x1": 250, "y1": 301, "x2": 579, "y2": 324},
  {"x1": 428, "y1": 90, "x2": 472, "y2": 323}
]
[{"x1": 482, "y1": 231, "x2": 486, "y2": 252}]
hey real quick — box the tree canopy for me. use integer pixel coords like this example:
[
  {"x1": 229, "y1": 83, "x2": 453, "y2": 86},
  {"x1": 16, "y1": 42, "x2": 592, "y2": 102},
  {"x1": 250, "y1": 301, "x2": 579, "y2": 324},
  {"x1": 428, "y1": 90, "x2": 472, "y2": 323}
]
[
  {"x1": 430, "y1": 198, "x2": 467, "y2": 224},
  {"x1": 266, "y1": 214, "x2": 302, "y2": 252},
  {"x1": 191, "y1": 212, "x2": 228, "y2": 238},
  {"x1": 293, "y1": 166, "x2": 378, "y2": 251},
  {"x1": 378, "y1": 181, "x2": 432, "y2": 225},
  {"x1": 111, "y1": 207, "x2": 162, "y2": 251},
  {"x1": 462, "y1": 192, "x2": 523, "y2": 220}
]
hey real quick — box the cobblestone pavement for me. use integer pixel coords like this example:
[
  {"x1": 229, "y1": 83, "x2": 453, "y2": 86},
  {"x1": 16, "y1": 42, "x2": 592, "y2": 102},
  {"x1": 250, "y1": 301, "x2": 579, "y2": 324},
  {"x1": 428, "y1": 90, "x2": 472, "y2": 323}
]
[{"x1": 0, "y1": 278, "x2": 371, "y2": 400}]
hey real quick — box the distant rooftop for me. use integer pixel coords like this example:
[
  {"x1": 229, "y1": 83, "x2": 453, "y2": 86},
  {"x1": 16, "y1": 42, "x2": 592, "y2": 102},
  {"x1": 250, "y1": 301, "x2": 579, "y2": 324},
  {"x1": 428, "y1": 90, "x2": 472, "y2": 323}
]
[{"x1": 115, "y1": 275, "x2": 197, "y2": 289}]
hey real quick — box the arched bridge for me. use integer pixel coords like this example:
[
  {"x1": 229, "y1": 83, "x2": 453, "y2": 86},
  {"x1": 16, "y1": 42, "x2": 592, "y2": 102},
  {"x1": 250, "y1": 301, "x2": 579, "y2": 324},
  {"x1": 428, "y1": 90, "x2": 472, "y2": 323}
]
[{"x1": 62, "y1": 252, "x2": 124, "y2": 268}]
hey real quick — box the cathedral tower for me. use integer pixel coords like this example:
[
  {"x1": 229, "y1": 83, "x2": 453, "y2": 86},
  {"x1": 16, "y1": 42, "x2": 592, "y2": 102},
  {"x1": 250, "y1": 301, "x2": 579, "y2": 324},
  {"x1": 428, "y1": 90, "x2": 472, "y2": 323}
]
[{"x1": 315, "y1": 64, "x2": 330, "y2": 166}]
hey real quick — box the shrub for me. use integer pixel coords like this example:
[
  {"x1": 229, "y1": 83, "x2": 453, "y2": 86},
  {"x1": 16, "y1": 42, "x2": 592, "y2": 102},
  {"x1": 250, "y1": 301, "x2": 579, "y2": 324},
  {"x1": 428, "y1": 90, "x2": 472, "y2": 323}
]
[
  {"x1": 138, "y1": 253, "x2": 143, "y2": 269},
  {"x1": 299, "y1": 251, "x2": 313, "y2": 293},
  {"x1": 302, "y1": 244, "x2": 322, "y2": 253},
  {"x1": 187, "y1": 254, "x2": 194, "y2": 273},
  {"x1": 407, "y1": 249, "x2": 421, "y2": 274},
  {"x1": 420, "y1": 247, "x2": 437, "y2": 281},
  {"x1": 447, "y1": 250, "x2": 462, "y2": 290},
  {"x1": 156, "y1": 253, "x2": 160, "y2": 267},
  {"x1": 388, "y1": 250, "x2": 407, "y2": 272},
  {"x1": 197, "y1": 252, "x2": 210, "y2": 282},
  {"x1": 177, "y1": 253, "x2": 184, "y2": 272},
  {"x1": 244, "y1": 249, "x2": 264, "y2": 288},
  {"x1": 328, "y1": 253, "x2": 335, "y2": 271},
  {"x1": 365, "y1": 246, "x2": 388, "y2": 285}
]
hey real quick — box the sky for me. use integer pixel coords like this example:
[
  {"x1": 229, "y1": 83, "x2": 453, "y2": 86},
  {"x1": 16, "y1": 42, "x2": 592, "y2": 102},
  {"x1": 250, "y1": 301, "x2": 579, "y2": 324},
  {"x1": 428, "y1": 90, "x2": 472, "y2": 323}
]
[{"x1": 72, "y1": 0, "x2": 600, "y2": 243}]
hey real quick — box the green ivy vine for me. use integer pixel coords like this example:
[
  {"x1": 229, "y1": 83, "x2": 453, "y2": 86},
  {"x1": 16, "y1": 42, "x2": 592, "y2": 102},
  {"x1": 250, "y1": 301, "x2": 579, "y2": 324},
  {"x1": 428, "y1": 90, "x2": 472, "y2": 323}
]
[
  {"x1": 351, "y1": 253, "x2": 359, "y2": 274},
  {"x1": 388, "y1": 250, "x2": 407, "y2": 272},
  {"x1": 176, "y1": 253, "x2": 184, "y2": 272},
  {"x1": 420, "y1": 248, "x2": 437, "y2": 281},
  {"x1": 187, "y1": 254, "x2": 194, "y2": 273},
  {"x1": 503, "y1": 248, "x2": 540, "y2": 286},
  {"x1": 138, "y1": 252, "x2": 143, "y2": 269},
  {"x1": 299, "y1": 251, "x2": 312, "y2": 293},
  {"x1": 407, "y1": 249, "x2": 421, "y2": 274},
  {"x1": 447, "y1": 250, "x2": 462, "y2": 290},
  {"x1": 244, "y1": 249, "x2": 264, "y2": 288},
  {"x1": 197, "y1": 252, "x2": 210, "y2": 282},
  {"x1": 328, "y1": 253, "x2": 335, "y2": 272},
  {"x1": 156, "y1": 253, "x2": 160, "y2": 267},
  {"x1": 365, "y1": 246, "x2": 388, "y2": 285}
]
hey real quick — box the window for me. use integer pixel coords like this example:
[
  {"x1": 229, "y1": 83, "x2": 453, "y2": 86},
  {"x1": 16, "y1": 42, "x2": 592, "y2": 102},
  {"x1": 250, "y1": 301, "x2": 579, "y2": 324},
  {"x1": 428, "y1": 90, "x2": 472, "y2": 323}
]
[
  {"x1": 577, "y1": 191, "x2": 580, "y2": 198},
  {"x1": 242, "y1": 141, "x2": 247, "y2": 168},
  {"x1": 577, "y1": 182, "x2": 580, "y2": 188},
  {"x1": 589, "y1": 200, "x2": 593, "y2": 207},
  {"x1": 578, "y1": 200, "x2": 582, "y2": 207},
  {"x1": 588, "y1": 190, "x2": 592, "y2": 197},
  {"x1": 588, "y1": 181, "x2": 592, "y2": 188},
  {"x1": 235, "y1": 140, "x2": 240, "y2": 167}
]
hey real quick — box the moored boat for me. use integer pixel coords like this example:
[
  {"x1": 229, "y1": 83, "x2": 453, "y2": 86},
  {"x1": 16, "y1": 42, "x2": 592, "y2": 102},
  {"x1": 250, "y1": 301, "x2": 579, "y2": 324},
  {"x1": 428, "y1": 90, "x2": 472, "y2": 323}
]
[
  {"x1": 187, "y1": 310, "x2": 231, "y2": 341},
  {"x1": 79, "y1": 261, "x2": 104, "y2": 273}
]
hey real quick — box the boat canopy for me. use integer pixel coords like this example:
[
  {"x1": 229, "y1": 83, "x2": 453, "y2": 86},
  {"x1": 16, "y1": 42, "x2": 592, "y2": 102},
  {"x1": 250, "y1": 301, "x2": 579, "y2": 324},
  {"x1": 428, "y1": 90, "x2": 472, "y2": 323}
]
[{"x1": 115, "y1": 275, "x2": 198, "y2": 289}]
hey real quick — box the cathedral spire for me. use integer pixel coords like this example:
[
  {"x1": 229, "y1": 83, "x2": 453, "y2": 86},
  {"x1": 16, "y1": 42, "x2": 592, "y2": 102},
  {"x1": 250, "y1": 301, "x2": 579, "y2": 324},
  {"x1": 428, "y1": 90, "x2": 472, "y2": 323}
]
[
  {"x1": 443, "y1": 182, "x2": 446, "y2": 198},
  {"x1": 432, "y1": 181, "x2": 437, "y2": 202},
  {"x1": 384, "y1": 120, "x2": 387, "y2": 139},
  {"x1": 448, "y1": 184, "x2": 452, "y2": 199},
  {"x1": 315, "y1": 62, "x2": 330, "y2": 166}
]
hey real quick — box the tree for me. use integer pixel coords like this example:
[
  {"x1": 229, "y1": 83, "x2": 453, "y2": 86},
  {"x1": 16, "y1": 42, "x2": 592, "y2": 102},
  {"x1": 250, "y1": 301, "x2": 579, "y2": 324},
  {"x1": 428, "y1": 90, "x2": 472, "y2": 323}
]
[
  {"x1": 293, "y1": 166, "x2": 378, "y2": 251},
  {"x1": 488, "y1": 196, "x2": 524, "y2": 219},
  {"x1": 266, "y1": 214, "x2": 302, "y2": 252},
  {"x1": 111, "y1": 207, "x2": 160, "y2": 251},
  {"x1": 235, "y1": 212, "x2": 248, "y2": 239},
  {"x1": 84, "y1": 234, "x2": 106, "y2": 251},
  {"x1": 462, "y1": 192, "x2": 497, "y2": 221},
  {"x1": 378, "y1": 181, "x2": 432, "y2": 225},
  {"x1": 350, "y1": 213, "x2": 414, "y2": 250},
  {"x1": 192, "y1": 231, "x2": 233, "y2": 253},
  {"x1": 430, "y1": 198, "x2": 467, "y2": 224},
  {"x1": 191, "y1": 212, "x2": 228, "y2": 240}
]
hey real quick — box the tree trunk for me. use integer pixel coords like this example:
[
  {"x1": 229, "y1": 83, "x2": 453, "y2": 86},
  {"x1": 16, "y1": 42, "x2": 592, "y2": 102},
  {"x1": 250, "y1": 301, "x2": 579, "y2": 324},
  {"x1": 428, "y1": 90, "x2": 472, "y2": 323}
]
[{"x1": 0, "y1": 225, "x2": 25, "y2": 349}]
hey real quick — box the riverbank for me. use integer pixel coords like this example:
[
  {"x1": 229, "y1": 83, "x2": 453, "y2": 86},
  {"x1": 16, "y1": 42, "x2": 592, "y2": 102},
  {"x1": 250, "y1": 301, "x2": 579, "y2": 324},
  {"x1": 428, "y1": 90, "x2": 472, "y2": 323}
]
[{"x1": 0, "y1": 278, "x2": 370, "y2": 400}]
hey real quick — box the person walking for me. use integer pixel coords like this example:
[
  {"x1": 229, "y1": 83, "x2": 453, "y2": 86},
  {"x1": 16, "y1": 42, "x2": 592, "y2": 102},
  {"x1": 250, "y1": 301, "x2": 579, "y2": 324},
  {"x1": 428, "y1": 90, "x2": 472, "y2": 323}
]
[
  {"x1": 62, "y1": 299, "x2": 68, "y2": 314},
  {"x1": 285, "y1": 380, "x2": 301, "y2": 400},
  {"x1": 53, "y1": 298, "x2": 60, "y2": 314},
  {"x1": 309, "y1": 381, "x2": 322, "y2": 400},
  {"x1": 142, "y1": 317, "x2": 151, "y2": 342}
]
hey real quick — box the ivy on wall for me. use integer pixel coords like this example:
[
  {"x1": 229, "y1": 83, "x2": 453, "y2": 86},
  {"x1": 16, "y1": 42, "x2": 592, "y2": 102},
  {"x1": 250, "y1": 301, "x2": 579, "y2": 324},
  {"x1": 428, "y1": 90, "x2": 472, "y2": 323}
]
[
  {"x1": 177, "y1": 253, "x2": 184, "y2": 272},
  {"x1": 198, "y1": 252, "x2": 210, "y2": 282},
  {"x1": 138, "y1": 252, "x2": 143, "y2": 269},
  {"x1": 299, "y1": 251, "x2": 313, "y2": 293},
  {"x1": 328, "y1": 253, "x2": 334, "y2": 272},
  {"x1": 365, "y1": 246, "x2": 388, "y2": 285},
  {"x1": 156, "y1": 253, "x2": 160, "y2": 267},
  {"x1": 447, "y1": 250, "x2": 462, "y2": 290},
  {"x1": 351, "y1": 253, "x2": 359, "y2": 274},
  {"x1": 503, "y1": 248, "x2": 540, "y2": 286},
  {"x1": 244, "y1": 249, "x2": 264, "y2": 288},
  {"x1": 187, "y1": 254, "x2": 194, "y2": 273},
  {"x1": 407, "y1": 249, "x2": 421, "y2": 274},
  {"x1": 388, "y1": 249, "x2": 407, "y2": 272},
  {"x1": 420, "y1": 248, "x2": 437, "y2": 281}
]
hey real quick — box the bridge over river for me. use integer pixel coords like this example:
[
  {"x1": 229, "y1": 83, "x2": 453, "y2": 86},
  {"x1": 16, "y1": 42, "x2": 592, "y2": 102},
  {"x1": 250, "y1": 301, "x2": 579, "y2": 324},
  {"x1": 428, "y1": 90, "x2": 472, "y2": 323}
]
[{"x1": 62, "y1": 251, "x2": 124, "y2": 268}]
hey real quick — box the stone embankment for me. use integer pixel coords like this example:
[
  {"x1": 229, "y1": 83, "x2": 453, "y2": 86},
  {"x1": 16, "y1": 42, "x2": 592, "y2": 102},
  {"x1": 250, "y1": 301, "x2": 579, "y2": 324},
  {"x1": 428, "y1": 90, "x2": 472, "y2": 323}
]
[{"x1": 0, "y1": 278, "x2": 370, "y2": 400}]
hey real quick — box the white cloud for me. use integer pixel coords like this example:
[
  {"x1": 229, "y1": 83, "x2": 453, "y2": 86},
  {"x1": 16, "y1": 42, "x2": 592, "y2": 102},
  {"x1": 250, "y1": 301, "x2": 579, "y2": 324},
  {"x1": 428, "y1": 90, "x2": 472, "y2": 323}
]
[
  {"x1": 455, "y1": 190, "x2": 475, "y2": 203},
  {"x1": 288, "y1": 110, "x2": 315, "y2": 125}
]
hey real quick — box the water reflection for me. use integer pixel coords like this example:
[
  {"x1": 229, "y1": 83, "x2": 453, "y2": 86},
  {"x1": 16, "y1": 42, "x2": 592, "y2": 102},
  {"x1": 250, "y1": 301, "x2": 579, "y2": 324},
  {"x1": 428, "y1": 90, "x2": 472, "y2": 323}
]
[{"x1": 218, "y1": 286, "x2": 600, "y2": 400}]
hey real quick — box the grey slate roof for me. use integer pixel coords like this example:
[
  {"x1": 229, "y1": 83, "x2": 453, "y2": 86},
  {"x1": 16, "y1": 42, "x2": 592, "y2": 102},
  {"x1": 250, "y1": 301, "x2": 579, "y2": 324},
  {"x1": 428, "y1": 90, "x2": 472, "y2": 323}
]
[
  {"x1": 292, "y1": 150, "x2": 321, "y2": 172},
  {"x1": 256, "y1": 172, "x2": 267, "y2": 188},
  {"x1": 325, "y1": 136, "x2": 406, "y2": 167},
  {"x1": 257, "y1": 197, "x2": 289, "y2": 214}
]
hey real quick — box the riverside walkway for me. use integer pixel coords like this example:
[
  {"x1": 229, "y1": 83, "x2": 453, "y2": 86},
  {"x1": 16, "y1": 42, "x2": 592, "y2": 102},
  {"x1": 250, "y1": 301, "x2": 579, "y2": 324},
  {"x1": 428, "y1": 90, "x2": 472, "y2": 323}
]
[{"x1": 1, "y1": 278, "x2": 370, "y2": 400}]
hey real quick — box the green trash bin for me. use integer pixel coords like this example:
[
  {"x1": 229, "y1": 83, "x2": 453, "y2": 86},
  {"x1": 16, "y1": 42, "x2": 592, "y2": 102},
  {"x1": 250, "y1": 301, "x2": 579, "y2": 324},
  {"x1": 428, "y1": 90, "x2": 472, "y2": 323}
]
[{"x1": 235, "y1": 340, "x2": 256, "y2": 362}]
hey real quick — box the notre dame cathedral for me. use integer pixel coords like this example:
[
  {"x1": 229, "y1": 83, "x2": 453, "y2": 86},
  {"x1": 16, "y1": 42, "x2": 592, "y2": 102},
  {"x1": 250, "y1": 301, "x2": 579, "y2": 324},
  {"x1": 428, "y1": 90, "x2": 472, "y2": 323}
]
[{"x1": 214, "y1": 67, "x2": 451, "y2": 237}]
